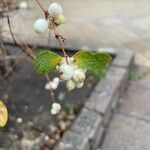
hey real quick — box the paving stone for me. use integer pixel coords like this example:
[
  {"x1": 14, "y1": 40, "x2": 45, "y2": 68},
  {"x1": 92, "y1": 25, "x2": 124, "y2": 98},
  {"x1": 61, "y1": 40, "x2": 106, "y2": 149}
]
[
  {"x1": 119, "y1": 81, "x2": 150, "y2": 121},
  {"x1": 71, "y1": 108, "x2": 102, "y2": 150},
  {"x1": 112, "y1": 50, "x2": 134, "y2": 69},
  {"x1": 86, "y1": 66, "x2": 128, "y2": 126},
  {"x1": 136, "y1": 74, "x2": 150, "y2": 88},
  {"x1": 102, "y1": 113, "x2": 150, "y2": 150},
  {"x1": 102, "y1": 107, "x2": 112, "y2": 127},
  {"x1": 54, "y1": 130, "x2": 89, "y2": 150},
  {"x1": 96, "y1": 66, "x2": 128, "y2": 93},
  {"x1": 132, "y1": 16, "x2": 150, "y2": 30},
  {"x1": 86, "y1": 90, "x2": 112, "y2": 116},
  {"x1": 87, "y1": 67, "x2": 127, "y2": 113},
  {"x1": 86, "y1": 89, "x2": 117, "y2": 127},
  {"x1": 133, "y1": 51, "x2": 150, "y2": 67}
]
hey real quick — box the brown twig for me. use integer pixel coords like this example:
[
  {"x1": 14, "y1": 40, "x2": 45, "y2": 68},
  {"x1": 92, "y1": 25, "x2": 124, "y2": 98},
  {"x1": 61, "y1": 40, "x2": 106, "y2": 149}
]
[
  {"x1": 35, "y1": 0, "x2": 47, "y2": 14},
  {"x1": 6, "y1": 13, "x2": 35, "y2": 60}
]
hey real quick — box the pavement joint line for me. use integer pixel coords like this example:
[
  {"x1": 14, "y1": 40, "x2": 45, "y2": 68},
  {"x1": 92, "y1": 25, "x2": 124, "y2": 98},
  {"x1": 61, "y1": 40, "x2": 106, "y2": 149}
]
[{"x1": 118, "y1": 110, "x2": 150, "y2": 124}]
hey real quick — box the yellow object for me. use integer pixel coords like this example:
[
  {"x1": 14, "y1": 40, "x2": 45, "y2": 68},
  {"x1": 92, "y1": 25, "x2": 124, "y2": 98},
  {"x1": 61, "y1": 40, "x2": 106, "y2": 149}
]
[
  {"x1": 54, "y1": 15, "x2": 66, "y2": 25},
  {"x1": 0, "y1": 100, "x2": 8, "y2": 127}
]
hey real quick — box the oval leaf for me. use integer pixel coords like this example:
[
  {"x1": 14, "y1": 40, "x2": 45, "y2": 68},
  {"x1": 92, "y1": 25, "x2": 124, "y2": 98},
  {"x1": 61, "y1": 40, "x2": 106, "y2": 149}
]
[
  {"x1": 73, "y1": 51, "x2": 111, "y2": 71},
  {"x1": 34, "y1": 50, "x2": 62, "y2": 74},
  {"x1": 0, "y1": 100, "x2": 8, "y2": 128}
]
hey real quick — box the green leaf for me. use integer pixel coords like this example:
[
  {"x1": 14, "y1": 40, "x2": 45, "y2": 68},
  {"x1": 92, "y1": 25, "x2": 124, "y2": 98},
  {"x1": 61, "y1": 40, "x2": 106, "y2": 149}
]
[
  {"x1": 34, "y1": 50, "x2": 62, "y2": 74},
  {"x1": 73, "y1": 51, "x2": 112, "y2": 71}
]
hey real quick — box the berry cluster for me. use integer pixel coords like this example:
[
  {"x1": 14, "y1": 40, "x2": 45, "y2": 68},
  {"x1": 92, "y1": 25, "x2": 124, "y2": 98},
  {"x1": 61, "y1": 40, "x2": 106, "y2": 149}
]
[
  {"x1": 51, "y1": 103, "x2": 61, "y2": 115},
  {"x1": 45, "y1": 57, "x2": 86, "y2": 93},
  {"x1": 45, "y1": 77, "x2": 60, "y2": 90},
  {"x1": 57, "y1": 57, "x2": 86, "y2": 91},
  {"x1": 33, "y1": 3, "x2": 65, "y2": 34},
  {"x1": 45, "y1": 57, "x2": 86, "y2": 115}
]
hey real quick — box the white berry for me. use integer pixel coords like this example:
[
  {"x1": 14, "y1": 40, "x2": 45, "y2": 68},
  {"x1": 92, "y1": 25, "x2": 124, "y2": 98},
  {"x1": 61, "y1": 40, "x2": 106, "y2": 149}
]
[
  {"x1": 54, "y1": 15, "x2": 65, "y2": 25},
  {"x1": 45, "y1": 82, "x2": 51, "y2": 90},
  {"x1": 66, "y1": 80, "x2": 75, "y2": 91},
  {"x1": 53, "y1": 77, "x2": 60, "y2": 85},
  {"x1": 16, "y1": 118, "x2": 23, "y2": 124},
  {"x1": 76, "y1": 82, "x2": 84, "y2": 88},
  {"x1": 45, "y1": 82, "x2": 58, "y2": 90},
  {"x1": 51, "y1": 82, "x2": 58, "y2": 90},
  {"x1": 52, "y1": 103, "x2": 61, "y2": 110},
  {"x1": 19, "y1": 1, "x2": 28, "y2": 9},
  {"x1": 72, "y1": 68, "x2": 86, "y2": 83},
  {"x1": 51, "y1": 103, "x2": 61, "y2": 115},
  {"x1": 33, "y1": 19, "x2": 48, "y2": 34},
  {"x1": 58, "y1": 64, "x2": 74, "y2": 81},
  {"x1": 51, "y1": 108, "x2": 58, "y2": 115},
  {"x1": 48, "y1": 3, "x2": 63, "y2": 18}
]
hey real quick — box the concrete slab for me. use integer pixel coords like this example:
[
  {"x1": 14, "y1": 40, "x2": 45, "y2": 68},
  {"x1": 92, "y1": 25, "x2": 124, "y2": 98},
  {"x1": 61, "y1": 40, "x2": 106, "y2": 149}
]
[
  {"x1": 102, "y1": 113, "x2": 150, "y2": 150},
  {"x1": 119, "y1": 81, "x2": 150, "y2": 121},
  {"x1": 1, "y1": 0, "x2": 150, "y2": 54}
]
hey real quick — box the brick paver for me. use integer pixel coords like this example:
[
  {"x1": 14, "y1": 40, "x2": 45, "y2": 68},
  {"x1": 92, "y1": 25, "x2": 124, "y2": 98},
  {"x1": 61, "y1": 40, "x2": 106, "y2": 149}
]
[
  {"x1": 101, "y1": 113, "x2": 150, "y2": 150},
  {"x1": 101, "y1": 74, "x2": 150, "y2": 150}
]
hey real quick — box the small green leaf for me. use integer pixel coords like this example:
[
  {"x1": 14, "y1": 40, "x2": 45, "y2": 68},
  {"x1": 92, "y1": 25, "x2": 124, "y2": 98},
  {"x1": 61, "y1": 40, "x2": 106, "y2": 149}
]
[
  {"x1": 73, "y1": 51, "x2": 111, "y2": 71},
  {"x1": 34, "y1": 50, "x2": 62, "y2": 74}
]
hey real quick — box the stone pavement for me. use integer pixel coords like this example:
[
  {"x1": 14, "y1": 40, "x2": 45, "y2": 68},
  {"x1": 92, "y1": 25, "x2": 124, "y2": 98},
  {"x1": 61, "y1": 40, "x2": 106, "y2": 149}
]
[
  {"x1": 101, "y1": 74, "x2": 150, "y2": 150},
  {"x1": 1, "y1": 0, "x2": 150, "y2": 67}
]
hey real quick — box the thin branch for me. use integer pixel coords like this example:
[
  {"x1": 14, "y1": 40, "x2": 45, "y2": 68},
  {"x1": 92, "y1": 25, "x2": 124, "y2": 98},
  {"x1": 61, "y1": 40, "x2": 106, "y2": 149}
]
[
  {"x1": 45, "y1": 74, "x2": 56, "y2": 103},
  {"x1": 1, "y1": 59, "x2": 19, "y2": 79},
  {"x1": 35, "y1": 0, "x2": 47, "y2": 13},
  {"x1": 6, "y1": 13, "x2": 35, "y2": 60}
]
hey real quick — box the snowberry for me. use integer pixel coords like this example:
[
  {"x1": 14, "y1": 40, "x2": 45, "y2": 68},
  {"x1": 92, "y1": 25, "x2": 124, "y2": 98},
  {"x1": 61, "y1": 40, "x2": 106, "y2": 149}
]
[
  {"x1": 76, "y1": 82, "x2": 84, "y2": 88},
  {"x1": 19, "y1": 1, "x2": 28, "y2": 9},
  {"x1": 53, "y1": 77, "x2": 60, "y2": 85},
  {"x1": 52, "y1": 103, "x2": 61, "y2": 110},
  {"x1": 51, "y1": 103, "x2": 61, "y2": 115},
  {"x1": 45, "y1": 82, "x2": 51, "y2": 90},
  {"x1": 48, "y1": 3, "x2": 63, "y2": 18},
  {"x1": 50, "y1": 82, "x2": 58, "y2": 90},
  {"x1": 66, "y1": 80, "x2": 75, "y2": 91},
  {"x1": 33, "y1": 19, "x2": 48, "y2": 34},
  {"x1": 54, "y1": 15, "x2": 65, "y2": 25},
  {"x1": 16, "y1": 117, "x2": 23, "y2": 124},
  {"x1": 72, "y1": 68, "x2": 86, "y2": 83},
  {"x1": 57, "y1": 63, "x2": 74, "y2": 81},
  {"x1": 51, "y1": 108, "x2": 58, "y2": 115},
  {"x1": 45, "y1": 81, "x2": 58, "y2": 90}
]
